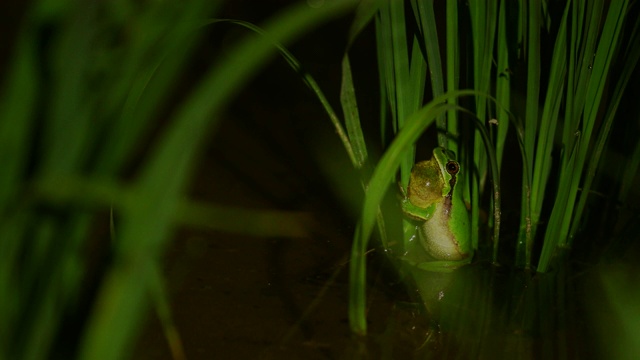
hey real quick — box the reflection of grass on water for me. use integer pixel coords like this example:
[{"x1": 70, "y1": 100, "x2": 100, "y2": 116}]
[{"x1": 2, "y1": 0, "x2": 640, "y2": 359}]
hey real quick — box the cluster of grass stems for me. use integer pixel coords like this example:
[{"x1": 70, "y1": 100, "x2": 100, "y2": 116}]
[
  {"x1": 1, "y1": 0, "x2": 639, "y2": 358},
  {"x1": 345, "y1": 0, "x2": 640, "y2": 335}
]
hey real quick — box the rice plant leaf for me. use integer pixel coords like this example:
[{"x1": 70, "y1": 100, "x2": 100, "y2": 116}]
[
  {"x1": 412, "y1": 0, "x2": 446, "y2": 146},
  {"x1": 378, "y1": 0, "x2": 428, "y2": 188},
  {"x1": 341, "y1": 56, "x2": 368, "y2": 168},
  {"x1": 530, "y1": 2, "x2": 570, "y2": 240},
  {"x1": 340, "y1": 0, "x2": 384, "y2": 169},
  {"x1": 495, "y1": 0, "x2": 511, "y2": 172},
  {"x1": 445, "y1": 0, "x2": 459, "y2": 153},
  {"x1": 517, "y1": 0, "x2": 542, "y2": 267},
  {"x1": 523, "y1": 0, "x2": 541, "y2": 169}
]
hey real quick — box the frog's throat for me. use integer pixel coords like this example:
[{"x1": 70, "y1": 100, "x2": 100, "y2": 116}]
[
  {"x1": 420, "y1": 172, "x2": 467, "y2": 260},
  {"x1": 420, "y1": 199, "x2": 467, "y2": 260}
]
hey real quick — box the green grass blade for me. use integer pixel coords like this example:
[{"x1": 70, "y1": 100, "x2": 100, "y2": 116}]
[
  {"x1": 468, "y1": 0, "x2": 497, "y2": 253},
  {"x1": 341, "y1": 0, "x2": 383, "y2": 168},
  {"x1": 518, "y1": 0, "x2": 541, "y2": 267},
  {"x1": 346, "y1": 0, "x2": 382, "y2": 48},
  {"x1": 412, "y1": 0, "x2": 446, "y2": 146},
  {"x1": 389, "y1": 0, "x2": 420, "y2": 186},
  {"x1": 495, "y1": 0, "x2": 511, "y2": 172},
  {"x1": 445, "y1": 0, "x2": 459, "y2": 153},
  {"x1": 380, "y1": 0, "x2": 427, "y2": 185},
  {"x1": 468, "y1": 0, "x2": 497, "y2": 144},
  {"x1": 530, "y1": 2, "x2": 570, "y2": 242},
  {"x1": 496, "y1": 0, "x2": 514, "y2": 263},
  {"x1": 341, "y1": 56, "x2": 368, "y2": 168},
  {"x1": 388, "y1": 0, "x2": 410, "y2": 130}
]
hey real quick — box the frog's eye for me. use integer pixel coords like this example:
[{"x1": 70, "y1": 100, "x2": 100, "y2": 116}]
[{"x1": 445, "y1": 161, "x2": 460, "y2": 175}]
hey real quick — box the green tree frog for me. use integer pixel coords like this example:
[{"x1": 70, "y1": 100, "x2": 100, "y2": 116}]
[{"x1": 401, "y1": 147, "x2": 472, "y2": 261}]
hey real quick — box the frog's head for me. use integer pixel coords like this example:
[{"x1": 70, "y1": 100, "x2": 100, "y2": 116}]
[{"x1": 406, "y1": 148, "x2": 460, "y2": 209}]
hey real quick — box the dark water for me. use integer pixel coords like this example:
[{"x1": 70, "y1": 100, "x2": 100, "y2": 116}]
[{"x1": 132, "y1": 224, "x2": 633, "y2": 359}]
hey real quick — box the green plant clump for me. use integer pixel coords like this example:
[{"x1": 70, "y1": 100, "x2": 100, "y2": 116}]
[{"x1": 0, "y1": 0, "x2": 357, "y2": 359}]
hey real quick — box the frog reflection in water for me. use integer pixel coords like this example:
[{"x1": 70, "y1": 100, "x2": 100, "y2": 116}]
[{"x1": 401, "y1": 147, "x2": 472, "y2": 262}]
